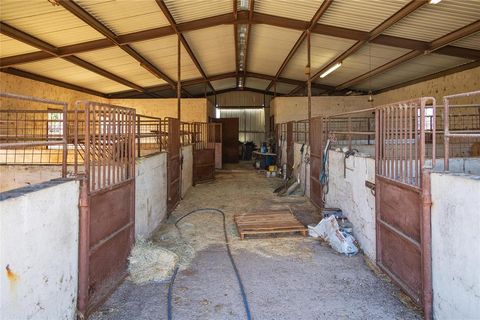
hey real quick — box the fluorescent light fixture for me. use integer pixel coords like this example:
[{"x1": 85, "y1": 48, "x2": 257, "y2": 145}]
[
  {"x1": 429, "y1": 0, "x2": 442, "y2": 4},
  {"x1": 320, "y1": 62, "x2": 342, "y2": 78}
]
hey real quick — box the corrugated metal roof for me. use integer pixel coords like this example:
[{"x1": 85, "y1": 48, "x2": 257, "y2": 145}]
[
  {"x1": 352, "y1": 53, "x2": 472, "y2": 91},
  {"x1": 451, "y1": 31, "x2": 480, "y2": 51},
  {"x1": 75, "y1": 0, "x2": 170, "y2": 35},
  {"x1": 0, "y1": 34, "x2": 39, "y2": 58},
  {"x1": 183, "y1": 25, "x2": 236, "y2": 76},
  {"x1": 384, "y1": 0, "x2": 480, "y2": 42},
  {"x1": 0, "y1": 0, "x2": 104, "y2": 47},
  {"x1": 247, "y1": 24, "x2": 303, "y2": 76},
  {"x1": 274, "y1": 82, "x2": 297, "y2": 94},
  {"x1": 15, "y1": 58, "x2": 131, "y2": 93},
  {"x1": 254, "y1": 0, "x2": 325, "y2": 22},
  {"x1": 211, "y1": 78, "x2": 236, "y2": 91},
  {"x1": 318, "y1": 0, "x2": 408, "y2": 32},
  {"x1": 163, "y1": 0, "x2": 232, "y2": 24},
  {"x1": 75, "y1": 47, "x2": 166, "y2": 87},
  {"x1": 282, "y1": 34, "x2": 357, "y2": 81},
  {"x1": 245, "y1": 77, "x2": 270, "y2": 90},
  {"x1": 315, "y1": 43, "x2": 410, "y2": 87},
  {"x1": 130, "y1": 35, "x2": 202, "y2": 81}
]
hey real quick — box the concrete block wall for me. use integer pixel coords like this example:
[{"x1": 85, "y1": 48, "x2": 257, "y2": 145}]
[
  {"x1": 324, "y1": 150, "x2": 376, "y2": 260},
  {"x1": 0, "y1": 180, "x2": 79, "y2": 320},
  {"x1": 430, "y1": 172, "x2": 480, "y2": 319},
  {"x1": 135, "y1": 153, "x2": 168, "y2": 240}
]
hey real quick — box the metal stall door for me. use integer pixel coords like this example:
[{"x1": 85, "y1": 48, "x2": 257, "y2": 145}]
[
  {"x1": 167, "y1": 117, "x2": 181, "y2": 214},
  {"x1": 193, "y1": 122, "x2": 216, "y2": 184},
  {"x1": 286, "y1": 121, "x2": 294, "y2": 177},
  {"x1": 309, "y1": 117, "x2": 324, "y2": 208},
  {"x1": 375, "y1": 98, "x2": 434, "y2": 317},
  {"x1": 76, "y1": 102, "x2": 136, "y2": 317}
]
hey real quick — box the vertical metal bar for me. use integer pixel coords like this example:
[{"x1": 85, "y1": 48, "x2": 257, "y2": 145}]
[
  {"x1": 414, "y1": 105, "x2": 418, "y2": 186},
  {"x1": 348, "y1": 116, "x2": 352, "y2": 150},
  {"x1": 443, "y1": 96, "x2": 450, "y2": 171},
  {"x1": 85, "y1": 103, "x2": 91, "y2": 193},
  {"x1": 77, "y1": 177, "x2": 90, "y2": 318},
  {"x1": 74, "y1": 105, "x2": 79, "y2": 176},
  {"x1": 421, "y1": 169, "x2": 433, "y2": 320},
  {"x1": 307, "y1": 30, "x2": 312, "y2": 139},
  {"x1": 102, "y1": 105, "x2": 106, "y2": 189},
  {"x1": 408, "y1": 105, "x2": 413, "y2": 185},
  {"x1": 431, "y1": 99, "x2": 436, "y2": 169},
  {"x1": 401, "y1": 105, "x2": 405, "y2": 183},
  {"x1": 177, "y1": 34, "x2": 181, "y2": 120},
  {"x1": 137, "y1": 115, "x2": 141, "y2": 158},
  {"x1": 420, "y1": 100, "x2": 426, "y2": 188},
  {"x1": 62, "y1": 103, "x2": 68, "y2": 177},
  {"x1": 107, "y1": 106, "x2": 112, "y2": 186}
]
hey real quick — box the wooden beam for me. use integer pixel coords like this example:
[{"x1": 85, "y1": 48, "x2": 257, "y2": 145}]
[
  {"x1": 58, "y1": 0, "x2": 177, "y2": 88},
  {"x1": 1, "y1": 68, "x2": 108, "y2": 97},
  {"x1": 265, "y1": 0, "x2": 334, "y2": 91},
  {"x1": 156, "y1": 0, "x2": 216, "y2": 94},
  {"x1": 336, "y1": 19, "x2": 480, "y2": 91}
]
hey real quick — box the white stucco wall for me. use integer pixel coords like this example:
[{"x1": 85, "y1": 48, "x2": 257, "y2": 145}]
[
  {"x1": 0, "y1": 180, "x2": 79, "y2": 320},
  {"x1": 182, "y1": 145, "x2": 193, "y2": 196},
  {"x1": 135, "y1": 153, "x2": 168, "y2": 240},
  {"x1": 431, "y1": 172, "x2": 480, "y2": 319},
  {"x1": 0, "y1": 165, "x2": 67, "y2": 193},
  {"x1": 293, "y1": 143, "x2": 310, "y2": 197},
  {"x1": 325, "y1": 150, "x2": 376, "y2": 260}
]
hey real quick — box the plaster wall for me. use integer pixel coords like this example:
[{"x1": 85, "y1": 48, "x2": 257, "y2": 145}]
[
  {"x1": 182, "y1": 145, "x2": 193, "y2": 197},
  {"x1": 325, "y1": 150, "x2": 376, "y2": 260},
  {"x1": 430, "y1": 172, "x2": 480, "y2": 319},
  {"x1": 135, "y1": 153, "x2": 168, "y2": 240},
  {"x1": 0, "y1": 179, "x2": 79, "y2": 320},
  {"x1": 0, "y1": 165, "x2": 66, "y2": 192}
]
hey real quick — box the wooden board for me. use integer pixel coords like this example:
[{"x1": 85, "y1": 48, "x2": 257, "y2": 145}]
[{"x1": 234, "y1": 210, "x2": 307, "y2": 240}]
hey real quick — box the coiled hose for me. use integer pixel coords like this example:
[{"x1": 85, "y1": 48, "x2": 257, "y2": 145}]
[{"x1": 167, "y1": 208, "x2": 252, "y2": 320}]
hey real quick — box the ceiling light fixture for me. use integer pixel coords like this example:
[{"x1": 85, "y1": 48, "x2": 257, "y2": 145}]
[
  {"x1": 429, "y1": 0, "x2": 442, "y2": 4},
  {"x1": 320, "y1": 62, "x2": 342, "y2": 78}
]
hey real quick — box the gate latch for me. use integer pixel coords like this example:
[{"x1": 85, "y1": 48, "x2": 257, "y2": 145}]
[{"x1": 365, "y1": 180, "x2": 375, "y2": 196}]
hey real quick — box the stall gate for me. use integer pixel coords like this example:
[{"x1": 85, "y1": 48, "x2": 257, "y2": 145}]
[
  {"x1": 309, "y1": 117, "x2": 324, "y2": 208},
  {"x1": 375, "y1": 98, "x2": 434, "y2": 319},
  {"x1": 167, "y1": 117, "x2": 181, "y2": 214},
  {"x1": 75, "y1": 101, "x2": 136, "y2": 317},
  {"x1": 192, "y1": 122, "x2": 218, "y2": 184}
]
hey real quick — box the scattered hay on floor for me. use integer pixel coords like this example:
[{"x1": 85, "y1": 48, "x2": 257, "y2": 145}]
[{"x1": 128, "y1": 239, "x2": 178, "y2": 284}]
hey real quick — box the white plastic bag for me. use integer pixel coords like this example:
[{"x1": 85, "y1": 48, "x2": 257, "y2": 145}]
[{"x1": 310, "y1": 216, "x2": 358, "y2": 256}]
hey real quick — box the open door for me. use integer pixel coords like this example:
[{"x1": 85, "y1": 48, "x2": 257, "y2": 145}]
[{"x1": 193, "y1": 122, "x2": 217, "y2": 184}]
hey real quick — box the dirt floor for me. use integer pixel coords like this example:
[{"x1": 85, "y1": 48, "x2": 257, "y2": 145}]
[{"x1": 91, "y1": 162, "x2": 421, "y2": 320}]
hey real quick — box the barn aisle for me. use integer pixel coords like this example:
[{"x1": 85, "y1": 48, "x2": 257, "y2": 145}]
[{"x1": 91, "y1": 165, "x2": 420, "y2": 320}]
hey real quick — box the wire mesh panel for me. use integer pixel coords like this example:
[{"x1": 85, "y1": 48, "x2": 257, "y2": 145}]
[
  {"x1": 0, "y1": 92, "x2": 68, "y2": 176},
  {"x1": 74, "y1": 101, "x2": 136, "y2": 193}
]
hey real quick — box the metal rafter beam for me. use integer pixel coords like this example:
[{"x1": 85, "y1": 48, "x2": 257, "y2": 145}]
[
  {"x1": 0, "y1": 21, "x2": 152, "y2": 94},
  {"x1": 2, "y1": 11, "x2": 478, "y2": 68},
  {"x1": 155, "y1": 0, "x2": 216, "y2": 94},
  {"x1": 57, "y1": 0, "x2": 179, "y2": 92},
  {"x1": 265, "y1": 0, "x2": 334, "y2": 91},
  {"x1": 2, "y1": 67, "x2": 108, "y2": 97},
  {"x1": 289, "y1": 0, "x2": 428, "y2": 95},
  {"x1": 335, "y1": 19, "x2": 480, "y2": 91},
  {"x1": 108, "y1": 71, "x2": 335, "y2": 98}
]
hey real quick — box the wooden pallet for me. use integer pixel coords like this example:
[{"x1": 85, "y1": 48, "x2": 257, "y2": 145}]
[{"x1": 234, "y1": 210, "x2": 307, "y2": 240}]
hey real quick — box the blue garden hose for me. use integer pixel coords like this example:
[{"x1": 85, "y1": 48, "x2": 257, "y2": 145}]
[{"x1": 168, "y1": 208, "x2": 252, "y2": 320}]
